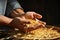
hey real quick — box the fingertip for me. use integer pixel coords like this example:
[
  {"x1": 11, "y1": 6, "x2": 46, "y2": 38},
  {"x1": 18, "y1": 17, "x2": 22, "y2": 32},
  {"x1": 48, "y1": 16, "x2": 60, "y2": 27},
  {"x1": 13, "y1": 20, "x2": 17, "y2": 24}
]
[
  {"x1": 34, "y1": 14, "x2": 42, "y2": 19},
  {"x1": 38, "y1": 14, "x2": 42, "y2": 19},
  {"x1": 40, "y1": 15, "x2": 42, "y2": 18},
  {"x1": 43, "y1": 22, "x2": 46, "y2": 25}
]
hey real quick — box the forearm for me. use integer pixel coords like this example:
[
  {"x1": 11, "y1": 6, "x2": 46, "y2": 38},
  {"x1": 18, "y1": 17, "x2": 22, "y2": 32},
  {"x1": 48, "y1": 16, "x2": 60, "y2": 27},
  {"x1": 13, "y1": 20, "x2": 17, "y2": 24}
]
[{"x1": 0, "y1": 15, "x2": 13, "y2": 25}]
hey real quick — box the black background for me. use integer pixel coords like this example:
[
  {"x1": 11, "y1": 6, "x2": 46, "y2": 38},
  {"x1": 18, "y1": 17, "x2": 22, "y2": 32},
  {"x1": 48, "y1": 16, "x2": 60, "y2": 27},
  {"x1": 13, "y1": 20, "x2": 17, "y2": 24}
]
[{"x1": 18, "y1": 0, "x2": 60, "y2": 26}]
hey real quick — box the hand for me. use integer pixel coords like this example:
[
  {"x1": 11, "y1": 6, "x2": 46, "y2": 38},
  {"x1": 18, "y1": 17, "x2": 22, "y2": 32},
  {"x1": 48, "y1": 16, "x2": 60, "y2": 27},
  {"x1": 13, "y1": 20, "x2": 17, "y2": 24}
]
[
  {"x1": 10, "y1": 8, "x2": 25, "y2": 17},
  {"x1": 10, "y1": 9, "x2": 42, "y2": 19},
  {"x1": 24, "y1": 12, "x2": 46, "y2": 27},
  {"x1": 24, "y1": 11, "x2": 42, "y2": 19},
  {"x1": 9, "y1": 17, "x2": 30, "y2": 32},
  {"x1": 23, "y1": 12, "x2": 46, "y2": 27}
]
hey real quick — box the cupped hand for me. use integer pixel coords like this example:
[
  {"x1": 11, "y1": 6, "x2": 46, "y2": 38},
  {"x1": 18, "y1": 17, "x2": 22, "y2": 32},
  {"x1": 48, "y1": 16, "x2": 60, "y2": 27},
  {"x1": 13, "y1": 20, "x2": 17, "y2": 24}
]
[
  {"x1": 24, "y1": 11, "x2": 42, "y2": 19},
  {"x1": 9, "y1": 17, "x2": 30, "y2": 32}
]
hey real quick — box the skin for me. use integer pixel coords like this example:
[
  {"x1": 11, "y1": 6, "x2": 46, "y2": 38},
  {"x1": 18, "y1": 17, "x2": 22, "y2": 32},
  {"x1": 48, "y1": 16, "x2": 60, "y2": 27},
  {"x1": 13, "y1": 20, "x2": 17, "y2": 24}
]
[
  {"x1": 0, "y1": 8, "x2": 46, "y2": 32},
  {"x1": 0, "y1": 15, "x2": 12, "y2": 25},
  {"x1": 10, "y1": 9, "x2": 42, "y2": 19}
]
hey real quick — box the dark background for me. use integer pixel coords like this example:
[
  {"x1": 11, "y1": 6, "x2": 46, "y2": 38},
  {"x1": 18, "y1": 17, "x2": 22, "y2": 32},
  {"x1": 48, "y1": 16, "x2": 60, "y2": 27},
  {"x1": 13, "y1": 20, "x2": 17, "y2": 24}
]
[{"x1": 18, "y1": 0, "x2": 60, "y2": 26}]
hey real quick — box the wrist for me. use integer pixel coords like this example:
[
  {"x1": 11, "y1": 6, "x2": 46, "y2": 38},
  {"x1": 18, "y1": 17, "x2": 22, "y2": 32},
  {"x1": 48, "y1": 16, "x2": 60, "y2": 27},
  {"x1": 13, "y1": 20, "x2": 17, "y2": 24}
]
[
  {"x1": 8, "y1": 19, "x2": 15, "y2": 27},
  {"x1": 7, "y1": 18, "x2": 13, "y2": 25}
]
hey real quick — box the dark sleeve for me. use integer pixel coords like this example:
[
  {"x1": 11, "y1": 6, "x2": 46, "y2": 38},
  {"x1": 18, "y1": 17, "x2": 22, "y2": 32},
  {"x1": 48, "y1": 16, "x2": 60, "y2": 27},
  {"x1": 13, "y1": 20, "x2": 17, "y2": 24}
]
[
  {"x1": 0, "y1": 0, "x2": 7, "y2": 15},
  {"x1": 6, "y1": 0, "x2": 22, "y2": 16},
  {"x1": 8, "y1": 0, "x2": 22, "y2": 9}
]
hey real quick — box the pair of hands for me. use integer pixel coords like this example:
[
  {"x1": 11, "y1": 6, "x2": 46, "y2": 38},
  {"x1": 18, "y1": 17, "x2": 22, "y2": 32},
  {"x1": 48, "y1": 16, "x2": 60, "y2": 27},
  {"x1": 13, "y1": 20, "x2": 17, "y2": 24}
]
[{"x1": 9, "y1": 9, "x2": 46, "y2": 32}]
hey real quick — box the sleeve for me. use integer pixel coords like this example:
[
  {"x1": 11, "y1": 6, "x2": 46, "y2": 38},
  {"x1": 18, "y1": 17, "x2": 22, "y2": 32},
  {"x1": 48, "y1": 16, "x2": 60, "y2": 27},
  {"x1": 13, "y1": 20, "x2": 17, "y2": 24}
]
[
  {"x1": 0, "y1": 0, "x2": 7, "y2": 15},
  {"x1": 8, "y1": 0, "x2": 22, "y2": 9},
  {"x1": 5, "y1": 0, "x2": 22, "y2": 17}
]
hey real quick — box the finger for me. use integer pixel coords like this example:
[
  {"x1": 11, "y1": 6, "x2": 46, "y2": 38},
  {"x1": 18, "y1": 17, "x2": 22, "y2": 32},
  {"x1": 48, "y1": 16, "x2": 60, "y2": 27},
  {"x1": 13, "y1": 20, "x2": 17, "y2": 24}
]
[
  {"x1": 39, "y1": 21, "x2": 46, "y2": 25},
  {"x1": 35, "y1": 19, "x2": 46, "y2": 27},
  {"x1": 30, "y1": 14, "x2": 34, "y2": 19},
  {"x1": 35, "y1": 19, "x2": 43, "y2": 23},
  {"x1": 39, "y1": 21, "x2": 46, "y2": 27},
  {"x1": 25, "y1": 12, "x2": 34, "y2": 19},
  {"x1": 39, "y1": 22, "x2": 46, "y2": 27},
  {"x1": 11, "y1": 10, "x2": 18, "y2": 17},
  {"x1": 36, "y1": 19, "x2": 46, "y2": 25},
  {"x1": 25, "y1": 14, "x2": 34, "y2": 19},
  {"x1": 12, "y1": 10, "x2": 25, "y2": 17},
  {"x1": 33, "y1": 13, "x2": 42, "y2": 19},
  {"x1": 42, "y1": 22, "x2": 46, "y2": 25},
  {"x1": 13, "y1": 10, "x2": 18, "y2": 15},
  {"x1": 15, "y1": 9, "x2": 24, "y2": 14}
]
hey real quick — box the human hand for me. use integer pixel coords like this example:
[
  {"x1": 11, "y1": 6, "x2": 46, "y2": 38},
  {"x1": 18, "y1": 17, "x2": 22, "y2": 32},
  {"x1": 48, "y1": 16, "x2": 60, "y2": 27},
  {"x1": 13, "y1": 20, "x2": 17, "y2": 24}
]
[
  {"x1": 10, "y1": 8, "x2": 25, "y2": 17},
  {"x1": 24, "y1": 11, "x2": 42, "y2": 19},
  {"x1": 10, "y1": 10, "x2": 42, "y2": 19},
  {"x1": 9, "y1": 17, "x2": 30, "y2": 32},
  {"x1": 23, "y1": 11, "x2": 46, "y2": 27},
  {"x1": 24, "y1": 12, "x2": 46, "y2": 27}
]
